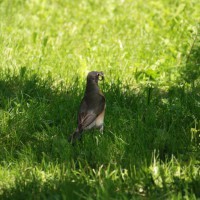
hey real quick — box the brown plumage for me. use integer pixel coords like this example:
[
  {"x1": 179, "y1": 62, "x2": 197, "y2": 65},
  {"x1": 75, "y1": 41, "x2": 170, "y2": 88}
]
[{"x1": 68, "y1": 71, "x2": 106, "y2": 144}]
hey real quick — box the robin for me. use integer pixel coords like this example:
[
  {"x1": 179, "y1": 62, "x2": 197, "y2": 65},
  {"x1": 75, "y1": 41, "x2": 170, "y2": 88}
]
[{"x1": 68, "y1": 71, "x2": 106, "y2": 144}]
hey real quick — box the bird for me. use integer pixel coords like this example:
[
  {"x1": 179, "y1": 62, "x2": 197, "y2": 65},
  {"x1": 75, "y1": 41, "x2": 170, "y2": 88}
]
[{"x1": 68, "y1": 71, "x2": 106, "y2": 144}]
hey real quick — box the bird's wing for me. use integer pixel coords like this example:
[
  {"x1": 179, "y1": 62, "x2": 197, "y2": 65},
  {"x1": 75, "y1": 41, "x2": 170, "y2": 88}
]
[{"x1": 78, "y1": 93, "x2": 105, "y2": 130}]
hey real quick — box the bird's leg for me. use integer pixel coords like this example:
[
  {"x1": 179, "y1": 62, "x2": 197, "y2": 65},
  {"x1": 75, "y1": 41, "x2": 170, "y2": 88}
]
[{"x1": 99, "y1": 125, "x2": 104, "y2": 134}]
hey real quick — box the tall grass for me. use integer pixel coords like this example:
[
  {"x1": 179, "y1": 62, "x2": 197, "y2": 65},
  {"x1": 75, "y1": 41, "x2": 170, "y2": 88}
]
[{"x1": 0, "y1": 0, "x2": 199, "y2": 199}]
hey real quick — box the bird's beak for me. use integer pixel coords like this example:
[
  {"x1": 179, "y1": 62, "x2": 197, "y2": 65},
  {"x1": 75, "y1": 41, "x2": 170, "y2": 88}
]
[{"x1": 98, "y1": 72, "x2": 104, "y2": 81}]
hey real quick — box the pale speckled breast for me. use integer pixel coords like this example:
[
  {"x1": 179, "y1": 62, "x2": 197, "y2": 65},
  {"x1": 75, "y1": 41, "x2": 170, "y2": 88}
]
[
  {"x1": 84, "y1": 104, "x2": 106, "y2": 130},
  {"x1": 95, "y1": 104, "x2": 106, "y2": 128}
]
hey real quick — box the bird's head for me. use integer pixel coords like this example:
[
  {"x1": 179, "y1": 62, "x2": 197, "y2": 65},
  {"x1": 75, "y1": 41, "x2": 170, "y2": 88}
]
[{"x1": 87, "y1": 71, "x2": 104, "y2": 84}]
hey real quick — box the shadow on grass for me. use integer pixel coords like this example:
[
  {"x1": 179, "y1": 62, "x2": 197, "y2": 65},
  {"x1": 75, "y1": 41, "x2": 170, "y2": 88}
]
[
  {"x1": 0, "y1": 67, "x2": 82, "y2": 162},
  {"x1": 1, "y1": 178, "x2": 90, "y2": 200},
  {"x1": 0, "y1": 66, "x2": 199, "y2": 199},
  {"x1": 0, "y1": 66, "x2": 199, "y2": 164}
]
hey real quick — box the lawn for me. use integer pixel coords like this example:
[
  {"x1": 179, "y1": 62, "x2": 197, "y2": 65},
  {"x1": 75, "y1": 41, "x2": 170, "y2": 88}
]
[{"x1": 0, "y1": 0, "x2": 200, "y2": 199}]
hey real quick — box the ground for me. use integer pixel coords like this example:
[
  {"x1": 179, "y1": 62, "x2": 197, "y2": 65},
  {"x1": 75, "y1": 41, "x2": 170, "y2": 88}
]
[{"x1": 0, "y1": 0, "x2": 199, "y2": 199}]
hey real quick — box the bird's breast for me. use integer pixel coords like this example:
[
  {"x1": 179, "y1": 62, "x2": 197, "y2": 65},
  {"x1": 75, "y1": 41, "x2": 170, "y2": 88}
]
[{"x1": 95, "y1": 104, "x2": 106, "y2": 127}]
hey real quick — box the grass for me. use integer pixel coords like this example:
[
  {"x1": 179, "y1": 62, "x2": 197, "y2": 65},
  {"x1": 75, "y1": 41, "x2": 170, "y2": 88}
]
[{"x1": 0, "y1": 0, "x2": 200, "y2": 199}]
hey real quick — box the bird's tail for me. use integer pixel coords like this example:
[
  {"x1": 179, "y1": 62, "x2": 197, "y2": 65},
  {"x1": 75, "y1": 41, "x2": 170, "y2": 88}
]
[{"x1": 68, "y1": 129, "x2": 83, "y2": 144}]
